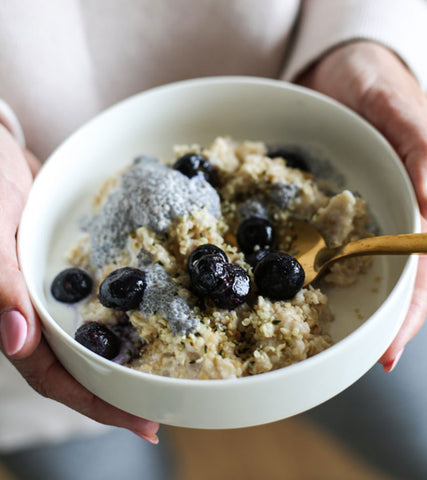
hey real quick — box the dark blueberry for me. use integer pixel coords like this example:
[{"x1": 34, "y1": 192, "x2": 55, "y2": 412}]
[
  {"x1": 254, "y1": 251, "x2": 305, "y2": 300},
  {"x1": 173, "y1": 153, "x2": 217, "y2": 185},
  {"x1": 189, "y1": 254, "x2": 227, "y2": 296},
  {"x1": 267, "y1": 146, "x2": 310, "y2": 172},
  {"x1": 237, "y1": 217, "x2": 275, "y2": 254},
  {"x1": 245, "y1": 249, "x2": 270, "y2": 268},
  {"x1": 75, "y1": 321, "x2": 121, "y2": 359},
  {"x1": 212, "y1": 263, "x2": 251, "y2": 309},
  {"x1": 188, "y1": 244, "x2": 228, "y2": 273},
  {"x1": 98, "y1": 267, "x2": 146, "y2": 311},
  {"x1": 51, "y1": 268, "x2": 93, "y2": 303}
]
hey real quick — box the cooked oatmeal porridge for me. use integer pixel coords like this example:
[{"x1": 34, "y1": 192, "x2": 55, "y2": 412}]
[{"x1": 50, "y1": 136, "x2": 372, "y2": 379}]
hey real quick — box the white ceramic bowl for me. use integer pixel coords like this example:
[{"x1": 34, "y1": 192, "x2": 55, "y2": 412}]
[{"x1": 18, "y1": 77, "x2": 420, "y2": 429}]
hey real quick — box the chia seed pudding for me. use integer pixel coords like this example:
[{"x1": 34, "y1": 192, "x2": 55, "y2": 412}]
[{"x1": 52, "y1": 136, "x2": 372, "y2": 379}]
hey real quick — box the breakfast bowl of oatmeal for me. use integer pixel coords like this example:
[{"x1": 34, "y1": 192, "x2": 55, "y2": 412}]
[{"x1": 18, "y1": 77, "x2": 420, "y2": 428}]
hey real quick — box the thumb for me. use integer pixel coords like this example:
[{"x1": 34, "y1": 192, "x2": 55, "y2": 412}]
[{"x1": 0, "y1": 126, "x2": 41, "y2": 358}]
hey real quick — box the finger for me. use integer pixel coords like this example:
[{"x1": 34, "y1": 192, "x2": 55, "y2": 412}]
[
  {"x1": 345, "y1": 46, "x2": 427, "y2": 217},
  {"x1": 0, "y1": 235, "x2": 41, "y2": 358},
  {"x1": 403, "y1": 147, "x2": 427, "y2": 220},
  {"x1": 379, "y1": 252, "x2": 427, "y2": 370},
  {"x1": 23, "y1": 147, "x2": 42, "y2": 177},
  {"x1": 358, "y1": 83, "x2": 427, "y2": 219},
  {"x1": 11, "y1": 336, "x2": 160, "y2": 443},
  {"x1": 0, "y1": 128, "x2": 41, "y2": 357},
  {"x1": 0, "y1": 125, "x2": 33, "y2": 194}
]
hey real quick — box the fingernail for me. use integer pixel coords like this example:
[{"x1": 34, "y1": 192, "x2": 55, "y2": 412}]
[
  {"x1": 132, "y1": 431, "x2": 159, "y2": 445},
  {"x1": 383, "y1": 348, "x2": 404, "y2": 373},
  {"x1": 0, "y1": 310, "x2": 28, "y2": 356}
]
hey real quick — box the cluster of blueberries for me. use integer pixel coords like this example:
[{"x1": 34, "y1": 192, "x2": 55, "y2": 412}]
[
  {"x1": 187, "y1": 216, "x2": 305, "y2": 310},
  {"x1": 50, "y1": 147, "x2": 307, "y2": 359},
  {"x1": 51, "y1": 266, "x2": 148, "y2": 359},
  {"x1": 187, "y1": 244, "x2": 250, "y2": 309},
  {"x1": 175, "y1": 149, "x2": 306, "y2": 307}
]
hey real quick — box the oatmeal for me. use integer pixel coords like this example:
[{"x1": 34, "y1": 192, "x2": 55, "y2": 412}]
[{"x1": 50, "y1": 137, "x2": 372, "y2": 379}]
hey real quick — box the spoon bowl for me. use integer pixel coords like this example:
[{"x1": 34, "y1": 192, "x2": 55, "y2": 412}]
[{"x1": 288, "y1": 218, "x2": 427, "y2": 286}]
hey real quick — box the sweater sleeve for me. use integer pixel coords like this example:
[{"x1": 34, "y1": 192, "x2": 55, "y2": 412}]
[
  {"x1": 282, "y1": 0, "x2": 427, "y2": 90},
  {"x1": 0, "y1": 99, "x2": 25, "y2": 147}
]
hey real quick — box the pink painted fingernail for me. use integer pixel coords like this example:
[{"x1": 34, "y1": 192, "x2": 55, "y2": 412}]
[
  {"x1": 383, "y1": 348, "x2": 404, "y2": 373},
  {"x1": 132, "y1": 431, "x2": 159, "y2": 445},
  {"x1": 0, "y1": 310, "x2": 28, "y2": 356}
]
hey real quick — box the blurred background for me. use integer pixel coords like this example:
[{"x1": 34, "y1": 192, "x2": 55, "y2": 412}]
[{"x1": 0, "y1": 418, "x2": 398, "y2": 480}]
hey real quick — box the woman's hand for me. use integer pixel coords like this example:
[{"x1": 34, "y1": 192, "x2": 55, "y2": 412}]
[
  {"x1": 0, "y1": 125, "x2": 159, "y2": 443},
  {"x1": 297, "y1": 41, "x2": 427, "y2": 371}
]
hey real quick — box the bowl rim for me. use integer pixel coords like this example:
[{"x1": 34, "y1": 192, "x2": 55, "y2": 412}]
[{"x1": 18, "y1": 75, "x2": 421, "y2": 389}]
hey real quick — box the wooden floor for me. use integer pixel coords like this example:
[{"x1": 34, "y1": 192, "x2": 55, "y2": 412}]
[
  {"x1": 0, "y1": 464, "x2": 14, "y2": 480},
  {"x1": 0, "y1": 418, "x2": 397, "y2": 480},
  {"x1": 169, "y1": 418, "x2": 398, "y2": 480}
]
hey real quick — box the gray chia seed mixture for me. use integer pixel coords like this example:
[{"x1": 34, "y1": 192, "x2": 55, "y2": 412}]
[
  {"x1": 87, "y1": 155, "x2": 221, "y2": 267},
  {"x1": 137, "y1": 251, "x2": 198, "y2": 335}
]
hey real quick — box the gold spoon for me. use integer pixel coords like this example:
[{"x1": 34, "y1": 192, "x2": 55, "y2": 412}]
[{"x1": 288, "y1": 218, "x2": 427, "y2": 287}]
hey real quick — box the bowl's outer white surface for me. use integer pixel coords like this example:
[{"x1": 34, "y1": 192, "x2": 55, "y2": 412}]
[{"x1": 18, "y1": 77, "x2": 419, "y2": 429}]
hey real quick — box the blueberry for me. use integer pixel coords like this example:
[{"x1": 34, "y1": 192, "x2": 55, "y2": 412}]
[
  {"x1": 254, "y1": 251, "x2": 305, "y2": 300},
  {"x1": 237, "y1": 217, "x2": 275, "y2": 254},
  {"x1": 212, "y1": 263, "x2": 251, "y2": 309},
  {"x1": 51, "y1": 268, "x2": 93, "y2": 303},
  {"x1": 188, "y1": 244, "x2": 228, "y2": 273},
  {"x1": 189, "y1": 254, "x2": 227, "y2": 296},
  {"x1": 98, "y1": 267, "x2": 146, "y2": 310},
  {"x1": 173, "y1": 153, "x2": 217, "y2": 185},
  {"x1": 75, "y1": 321, "x2": 120, "y2": 359},
  {"x1": 189, "y1": 251, "x2": 250, "y2": 309},
  {"x1": 245, "y1": 249, "x2": 270, "y2": 268},
  {"x1": 267, "y1": 146, "x2": 310, "y2": 172}
]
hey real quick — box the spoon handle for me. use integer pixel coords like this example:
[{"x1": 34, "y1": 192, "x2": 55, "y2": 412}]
[{"x1": 337, "y1": 233, "x2": 427, "y2": 258}]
